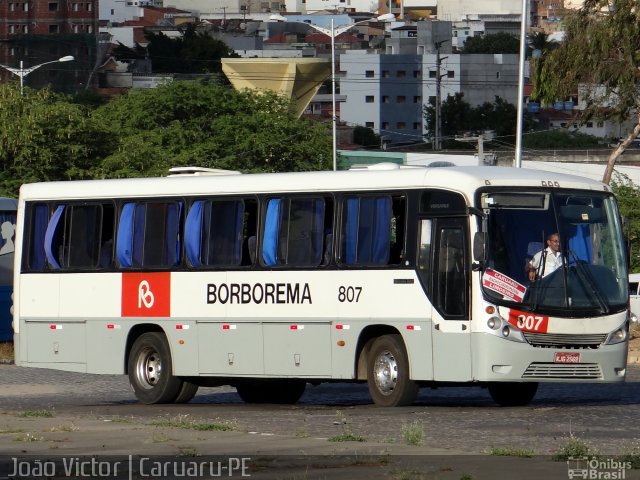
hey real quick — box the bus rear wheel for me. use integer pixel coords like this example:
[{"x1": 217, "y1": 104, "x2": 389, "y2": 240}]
[
  {"x1": 488, "y1": 382, "x2": 538, "y2": 407},
  {"x1": 174, "y1": 381, "x2": 199, "y2": 404},
  {"x1": 235, "y1": 379, "x2": 306, "y2": 404},
  {"x1": 128, "y1": 332, "x2": 182, "y2": 404},
  {"x1": 367, "y1": 334, "x2": 418, "y2": 407}
]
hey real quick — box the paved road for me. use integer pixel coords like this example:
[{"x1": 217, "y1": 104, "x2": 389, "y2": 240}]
[{"x1": 1, "y1": 363, "x2": 639, "y2": 479}]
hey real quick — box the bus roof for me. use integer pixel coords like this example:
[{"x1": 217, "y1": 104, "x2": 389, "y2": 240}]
[{"x1": 18, "y1": 166, "x2": 609, "y2": 202}]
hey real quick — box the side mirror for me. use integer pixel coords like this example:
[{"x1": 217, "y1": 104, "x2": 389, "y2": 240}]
[{"x1": 473, "y1": 232, "x2": 486, "y2": 268}]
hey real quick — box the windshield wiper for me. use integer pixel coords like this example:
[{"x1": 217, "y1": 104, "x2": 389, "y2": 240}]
[{"x1": 566, "y1": 249, "x2": 609, "y2": 314}]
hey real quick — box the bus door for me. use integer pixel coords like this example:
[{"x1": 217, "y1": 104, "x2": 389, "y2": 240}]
[{"x1": 418, "y1": 217, "x2": 471, "y2": 381}]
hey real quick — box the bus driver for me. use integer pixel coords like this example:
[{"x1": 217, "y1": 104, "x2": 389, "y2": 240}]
[{"x1": 528, "y1": 233, "x2": 562, "y2": 281}]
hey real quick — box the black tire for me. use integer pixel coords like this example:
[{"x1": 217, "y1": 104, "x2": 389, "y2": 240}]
[
  {"x1": 128, "y1": 332, "x2": 182, "y2": 404},
  {"x1": 174, "y1": 381, "x2": 199, "y2": 404},
  {"x1": 235, "y1": 379, "x2": 306, "y2": 404},
  {"x1": 367, "y1": 334, "x2": 418, "y2": 407},
  {"x1": 488, "y1": 382, "x2": 538, "y2": 407}
]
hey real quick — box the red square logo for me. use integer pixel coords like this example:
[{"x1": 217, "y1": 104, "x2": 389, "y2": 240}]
[{"x1": 121, "y1": 272, "x2": 171, "y2": 317}]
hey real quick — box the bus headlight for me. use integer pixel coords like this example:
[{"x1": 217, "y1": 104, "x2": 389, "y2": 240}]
[
  {"x1": 487, "y1": 317, "x2": 501, "y2": 330},
  {"x1": 605, "y1": 327, "x2": 628, "y2": 345}
]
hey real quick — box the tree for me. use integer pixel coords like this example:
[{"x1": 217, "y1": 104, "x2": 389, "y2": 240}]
[
  {"x1": 0, "y1": 84, "x2": 108, "y2": 195},
  {"x1": 612, "y1": 174, "x2": 640, "y2": 272},
  {"x1": 353, "y1": 126, "x2": 381, "y2": 148},
  {"x1": 423, "y1": 94, "x2": 520, "y2": 142},
  {"x1": 461, "y1": 32, "x2": 520, "y2": 54},
  {"x1": 91, "y1": 81, "x2": 331, "y2": 177},
  {"x1": 531, "y1": 0, "x2": 640, "y2": 184},
  {"x1": 145, "y1": 25, "x2": 239, "y2": 74}
]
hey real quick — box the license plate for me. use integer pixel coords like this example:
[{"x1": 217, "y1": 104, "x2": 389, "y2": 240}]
[{"x1": 554, "y1": 352, "x2": 580, "y2": 364}]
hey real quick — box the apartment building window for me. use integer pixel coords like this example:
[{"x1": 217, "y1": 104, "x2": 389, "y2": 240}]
[
  {"x1": 382, "y1": 96, "x2": 390, "y2": 103},
  {"x1": 397, "y1": 122, "x2": 406, "y2": 129},
  {"x1": 413, "y1": 96, "x2": 421, "y2": 103},
  {"x1": 87, "y1": 24, "x2": 93, "y2": 33},
  {"x1": 496, "y1": 71, "x2": 501, "y2": 79},
  {"x1": 586, "y1": 122, "x2": 594, "y2": 128},
  {"x1": 413, "y1": 122, "x2": 420, "y2": 130},
  {"x1": 49, "y1": 24, "x2": 59, "y2": 33},
  {"x1": 110, "y1": 8, "x2": 114, "y2": 14},
  {"x1": 365, "y1": 95, "x2": 374, "y2": 103},
  {"x1": 382, "y1": 122, "x2": 389, "y2": 130},
  {"x1": 382, "y1": 70, "x2": 390, "y2": 78},
  {"x1": 365, "y1": 70, "x2": 374, "y2": 78},
  {"x1": 429, "y1": 71, "x2": 436, "y2": 78},
  {"x1": 429, "y1": 96, "x2": 436, "y2": 104},
  {"x1": 447, "y1": 71, "x2": 455, "y2": 78},
  {"x1": 413, "y1": 70, "x2": 421, "y2": 79},
  {"x1": 48, "y1": 2, "x2": 58, "y2": 10},
  {"x1": 365, "y1": 122, "x2": 374, "y2": 128},
  {"x1": 73, "y1": 3, "x2": 79, "y2": 10},
  {"x1": 86, "y1": 2, "x2": 92, "y2": 10},
  {"x1": 397, "y1": 70, "x2": 406, "y2": 78},
  {"x1": 397, "y1": 96, "x2": 406, "y2": 104}
]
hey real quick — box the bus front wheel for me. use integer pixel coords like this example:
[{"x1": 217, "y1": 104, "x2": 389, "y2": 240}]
[
  {"x1": 128, "y1": 332, "x2": 182, "y2": 404},
  {"x1": 367, "y1": 334, "x2": 418, "y2": 407},
  {"x1": 488, "y1": 382, "x2": 538, "y2": 407}
]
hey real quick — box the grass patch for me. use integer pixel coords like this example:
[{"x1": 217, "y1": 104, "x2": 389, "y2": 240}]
[
  {"x1": 552, "y1": 433, "x2": 595, "y2": 461},
  {"x1": 18, "y1": 410, "x2": 53, "y2": 418},
  {"x1": 0, "y1": 341, "x2": 13, "y2": 361},
  {"x1": 149, "y1": 414, "x2": 233, "y2": 432},
  {"x1": 0, "y1": 427, "x2": 24, "y2": 434},
  {"x1": 401, "y1": 420, "x2": 424, "y2": 446},
  {"x1": 48, "y1": 424, "x2": 79, "y2": 432},
  {"x1": 328, "y1": 433, "x2": 366, "y2": 443},
  {"x1": 489, "y1": 446, "x2": 535, "y2": 457},
  {"x1": 14, "y1": 432, "x2": 45, "y2": 442}
]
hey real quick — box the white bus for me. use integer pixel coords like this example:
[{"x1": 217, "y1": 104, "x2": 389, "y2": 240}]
[{"x1": 13, "y1": 165, "x2": 630, "y2": 407}]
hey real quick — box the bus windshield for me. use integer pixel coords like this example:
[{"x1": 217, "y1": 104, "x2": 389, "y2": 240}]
[{"x1": 480, "y1": 190, "x2": 628, "y2": 316}]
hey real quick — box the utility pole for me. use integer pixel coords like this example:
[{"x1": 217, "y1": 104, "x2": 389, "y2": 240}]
[{"x1": 434, "y1": 40, "x2": 448, "y2": 150}]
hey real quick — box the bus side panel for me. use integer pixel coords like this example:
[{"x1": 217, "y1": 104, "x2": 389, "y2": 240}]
[
  {"x1": 263, "y1": 322, "x2": 332, "y2": 376},
  {"x1": 197, "y1": 321, "x2": 264, "y2": 375},
  {"x1": 23, "y1": 320, "x2": 87, "y2": 370},
  {"x1": 85, "y1": 320, "x2": 127, "y2": 374}
]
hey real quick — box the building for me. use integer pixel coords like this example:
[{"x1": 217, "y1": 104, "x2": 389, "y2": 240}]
[
  {"x1": 339, "y1": 19, "x2": 519, "y2": 144},
  {"x1": 0, "y1": 0, "x2": 98, "y2": 37}
]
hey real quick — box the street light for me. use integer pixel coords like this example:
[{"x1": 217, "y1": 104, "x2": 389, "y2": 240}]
[
  {"x1": 0, "y1": 55, "x2": 74, "y2": 96},
  {"x1": 271, "y1": 13, "x2": 395, "y2": 171}
]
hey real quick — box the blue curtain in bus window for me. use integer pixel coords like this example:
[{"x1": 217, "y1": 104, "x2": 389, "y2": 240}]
[
  {"x1": 116, "y1": 203, "x2": 134, "y2": 268},
  {"x1": 44, "y1": 205, "x2": 64, "y2": 269},
  {"x1": 132, "y1": 204, "x2": 146, "y2": 266},
  {"x1": 185, "y1": 201, "x2": 204, "y2": 267},
  {"x1": 568, "y1": 224, "x2": 592, "y2": 263},
  {"x1": 372, "y1": 197, "x2": 391, "y2": 264},
  {"x1": 263, "y1": 199, "x2": 280, "y2": 266},
  {"x1": 344, "y1": 198, "x2": 359, "y2": 264},
  {"x1": 30, "y1": 205, "x2": 48, "y2": 270}
]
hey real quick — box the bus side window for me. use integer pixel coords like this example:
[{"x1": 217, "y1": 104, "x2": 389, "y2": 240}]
[
  {"x1": 62, "y1": 203, "x2": 115, "y2": 269},
  {"x1": 341, "y1": 194, "x2": 405, "y2": 266},
  {"x1": 116, "y1": 201, "x2": 183, "y2": 268},
  {"x1": 26, "y1": 203, "x2": 49, "y2": 271},
  {"x1": 261, "y1": 196, "x2": 326, "y2": 267},
  {"x1": 185, "y1": 198, "x2": 255, "y2": 268}
]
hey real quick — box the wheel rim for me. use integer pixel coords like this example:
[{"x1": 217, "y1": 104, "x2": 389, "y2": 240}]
[
  {"x1": 373, "y1": 350, "x2": 398, "y2": 396},
  {"x1": 134, "y1": 346, "x2": 162, "y2": 390}
]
